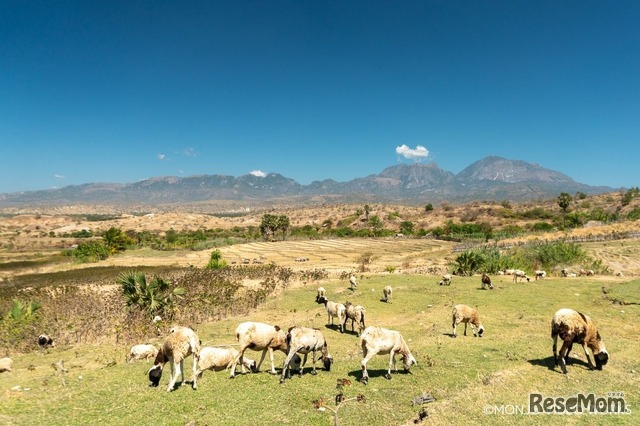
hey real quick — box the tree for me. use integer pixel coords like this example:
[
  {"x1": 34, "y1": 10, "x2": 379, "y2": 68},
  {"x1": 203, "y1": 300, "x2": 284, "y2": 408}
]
[
  {"x1": 103, "y1": 227, "x2": 132, "y2": 254},
  {"x1": 424, "y1": 203, "x2": 434, "y2": 212},
  {"x1": 206, "y1": 249, "x2": 227, "y2": 269},
  {"x1": 399, "y1": 221, "x2": 414, "y2": 235},
  {"x1": 260, "y1": 214, "x2": 279, "y2": 241},
  {"x1": 557, "y1": 192, "x2": 572, "y2": 213},
  {"x1": 277, "y1": 215, "x2": 290, "y2": 241}
]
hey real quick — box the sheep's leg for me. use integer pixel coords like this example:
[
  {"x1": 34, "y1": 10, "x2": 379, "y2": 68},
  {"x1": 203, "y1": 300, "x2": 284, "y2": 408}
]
[
  {"x1": 470, "y1": 323, "x2": 477, "y2": 337},
  {"x1": 310, "y1": 351, "x2": 317, "y2": 375},
  {"x1": 301, "y1": 353, "x2": 308, "y2": 376},
  {"x1": 552, "y1": 334, "x2": 559, "y2": 366},
  {"x1": 452, "y1": 319, "x2": 457, "y2": 338},
  {"x1": 256, "y1": 349, "x2": 268, "y2": 372},
  {"x1": 268, "y1": 348, "x2": 277, "y2": 374},
  {"x1": 229, "y1": 349, "x2": 244, "y2": 378},
  {"x1": 581, "y1": 343, "x2": 595, "y2": 370},
  {"x1": 558, "y1": 340, "x2": 571, "y2": 374},
  {"x1": 280, "y1": 349, "x2": 298, "y2": 383},
  {"x1": 385, "y1": 350, "x2": 395, "y2": 380},
  {"x1": 167, "y1": 360, "x2": 180, "y2": 392},
  {"x1": 191, "y1": 354, "x2": 197, "y2": 390},
  {"x1": 463, "y1": 322, "x2": 468, "y2": 336},
  {"x1": 360, "y1": 347, "x2": 374, "y2": 383}
]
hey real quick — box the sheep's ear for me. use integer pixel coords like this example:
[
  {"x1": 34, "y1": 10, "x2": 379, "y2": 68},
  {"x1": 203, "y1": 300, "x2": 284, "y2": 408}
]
[{"x1": 274, "y1": 325, "x2": 281, "y2": 332}]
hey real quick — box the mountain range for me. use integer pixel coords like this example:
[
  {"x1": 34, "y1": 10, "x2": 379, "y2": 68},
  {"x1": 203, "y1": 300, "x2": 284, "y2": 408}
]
[{"x1": 0, "y1": 156, "x2": 614, "y2": 209}]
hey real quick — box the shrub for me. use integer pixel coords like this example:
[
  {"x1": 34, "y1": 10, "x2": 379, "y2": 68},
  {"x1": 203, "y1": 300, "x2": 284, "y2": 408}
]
[
  {"x1": 206, "y1": 249, "x2": 228, "y2": 270},
  {"x1": 66, "y1": 241, "x2": 110, "y2": 262}
]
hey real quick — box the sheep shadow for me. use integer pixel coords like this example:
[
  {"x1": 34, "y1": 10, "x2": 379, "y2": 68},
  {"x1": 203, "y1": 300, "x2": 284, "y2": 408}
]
[
  {"x1": 346, "y1": 368, "x2": 412, "y2": 382},
  {"x1": 324, "y1": 324, "x2": 344, "y2": 333},
  {"x1": 527, "y1": 356, "x2": 591, "y2": 372}
]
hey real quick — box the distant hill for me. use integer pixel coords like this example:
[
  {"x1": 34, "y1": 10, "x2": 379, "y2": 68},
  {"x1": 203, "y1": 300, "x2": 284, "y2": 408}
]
[{"x1": 0, "y1": 156, "x2": 614, "y2": 208}]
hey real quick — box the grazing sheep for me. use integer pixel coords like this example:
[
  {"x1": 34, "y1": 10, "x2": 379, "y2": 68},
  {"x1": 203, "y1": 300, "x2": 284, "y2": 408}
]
[
  {"x1": 481, "y1": 273, "x2": 493, "y2": 290},
  {"x1": 315, "y1": 287, "x2": 326, "y2": 303},
  {"x1": 383, "y1": 285, "x2": 393, "y2": 302},
  {"x1": 280, "y1": 326, "x2": 332, "y2": 383},
  {"x1": 512, "y1": 270, "x2": 530, "y2": 282},
  {"x1": 37, "y1": 334, "x2": 54, "y2": 347},
  {"x1": 128, "y1": 344, "x2": 159, "y2": 363},
  {"x1": 0, "y1": 357, "x2": 12, "y2": 373},
  {"x1": 316, "y1": 296, "x2": 346, "y2": 334},
  {"x1": 616, "y1": 271, "x2": 624, "y2": 277},
  {"x1": 534, "y1": 270, "x2": 547, "y2": 280},
  {"x1": 229, "y1": 321, "x2": 288, "y2": 378},
  {"x1": 439, "y1": 274, "x2": 452, "y2": 286},
  {"x1": 452, "y1": 304, "x2": 484, "y2": 338},
  {"x1": 343, "y1": 302, "x2": 366, "y2": 336},
  {"x1": 567, "y1": 273, "x2": 577, "y2": 278},
  {"x1": 349, "y1": 274, "x2": 358, "y2": 290},
  {"x1": 196, "y1": 347, "x2": 257, "y2": 377},
  {"x1": 579, "y1": 268, "x2": 595, "y2": 276},
  {"x1": 503, "y1": 269, "x2": 515, "y2": 275},
  {"x1": 551, "y1": 308, "x2": 609, "y2": 374},
  {"x1": 560, "y1": 268, "x2": 570, "y2": 277},
  {"x1": 359, "y1": 326, "x2": 416, "y2": 383},
  {"x1": 148, "y1": 326, "x2": 200, "y2": 392}
]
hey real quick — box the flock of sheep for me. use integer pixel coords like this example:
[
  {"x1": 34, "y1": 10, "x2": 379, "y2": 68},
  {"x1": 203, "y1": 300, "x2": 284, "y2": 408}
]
[{"x1": 125, "y1": 269, "x2": 609, "y2": 393}]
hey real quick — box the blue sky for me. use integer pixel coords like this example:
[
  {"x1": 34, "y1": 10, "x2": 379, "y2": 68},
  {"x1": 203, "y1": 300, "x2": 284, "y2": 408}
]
[{"x1": 1, "y1": 1, "x2": 639, "y2": 194}]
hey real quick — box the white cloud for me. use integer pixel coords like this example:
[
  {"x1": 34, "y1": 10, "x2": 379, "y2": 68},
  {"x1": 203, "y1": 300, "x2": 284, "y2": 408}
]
[
  {"x1": 157, "y1": 153, "x2": 166, "y2": 160},
  {"x1": 249, "y1": 170, "x2": 267, "y2": 177},
  {"x1": 53, "y1": 174, "x2": 65, "y2": 179},
  {"x1": 395, "y1": 144, "x2": 429, "y2": 161},
  {"x1": 183, "y1": 147, "x2": 196, "y2": 157}
]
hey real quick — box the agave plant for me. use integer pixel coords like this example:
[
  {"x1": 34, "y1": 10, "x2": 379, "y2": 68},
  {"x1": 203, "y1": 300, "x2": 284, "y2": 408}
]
[{"x1": 117, "y1": 271, "x2": 185, "y2": 315}]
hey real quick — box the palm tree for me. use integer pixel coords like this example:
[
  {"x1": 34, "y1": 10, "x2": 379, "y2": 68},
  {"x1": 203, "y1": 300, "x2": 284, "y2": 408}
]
[{"x1": 118, "y1": 271, "x2": 184, "y2": 315}]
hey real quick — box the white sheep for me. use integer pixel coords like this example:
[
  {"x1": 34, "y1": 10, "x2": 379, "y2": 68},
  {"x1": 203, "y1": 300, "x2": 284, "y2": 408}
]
[
  {"x1": 280, "y1": 326, "x2": 332, "y2": 383},
  {"x1": 343, "y1": 302, "x2": 366, "y2": 336},
  {"x1": 534, "y1": 270, "x2": 546, "y2": 280},
  {"x1": 481, "y1": 273, "x2": 493, "y2": 290},
  {"x1": 383, "y1": 285, "x2": 393, "y2": 302},
  {"x1": 360, "y1": 326, "x2": 416, "y2": 384},
  {"x1": 551, "y1": 308, "x2": 609, "y2": 374},
  {"x1": 148, "y1": 325, "x2": 200, "y2": 392},
  {"x1": 349, "y1": 274, "x2": 358, "y2": 290},
  {"x1": 229, "y1": 321, "x2": 288, "y2": 378},
  {"x1": 439, "y1": 274, "x2": 452, "y2": 286},
  {"x1": 317, "y1": 296, "x2": 346, "y2": 334},
  {"x1": 512, "y1": 270, "x2": 530, "y2": 282},
  {"x1": 0, "y1": 357, "x2": 12, "y2": 373},
  {"x1": 196, "y1": 347, "x2": 257, "y2": 377},
  {"x1": 579, "y1": 268, "x2": 595, "y2": 276},
  {"x1": 128, "y1": 344, "x2": 159, "y2": 363},
  {"x1": 452, "y1": 304, "x2": 485, "y2": 338}
]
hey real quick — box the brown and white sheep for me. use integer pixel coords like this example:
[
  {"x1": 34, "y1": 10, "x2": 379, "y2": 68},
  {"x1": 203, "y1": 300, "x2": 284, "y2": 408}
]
[
  {"x1": 280, "y1": 326, "x2": 332, "y2": 383},
  {"x1": 315, "y1": 286, "x2": 326, "y2": 303},
  {"x1": 551, "y1": 308, "x2": 609, "y2": 374},
  {"x1": 37, "y1": 334, "x2": 55, "y2": 347},
  {"x1": 229, "y1": 321, "x2": 288, "y2": 378},
  {"x1": 383, "y1": 285, "x2": 393, "y2": 302},
  {"x1": 481, "y1": 273, "x2": 493, "y2": 290},
  {"x1": 439, "y1": 274, "x2": 452, "y2": 286},
  {"x1": 148, "y1": 326, "x2": 201, "y2": 392},
  {"x1": 316, "y1": 296, "x2": 346, "y2": 333},
  {"x1": 128, "y1": 344, "x2": 159, "y2": 363},
  {"x1": 343, "y1": 302, "x2": 366, "y2": 336},
  {"x1": 0, "y1": 357, "x2": 12, "y2": 373},
  {"x1": 452, "y1": 304, "x2": 485, "y2": 338},
  {"x1": 196, "y1": 347, "x2": 257, "y2": 377},
  {"x1": 360, "y1": 326, "x2": 416, "y2": 383}
]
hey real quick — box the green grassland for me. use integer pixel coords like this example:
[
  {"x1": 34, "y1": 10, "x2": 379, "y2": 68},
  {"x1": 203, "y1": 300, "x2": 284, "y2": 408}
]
[{"x1": 1, "y1": 275, "x2": 639, "y2": 425}]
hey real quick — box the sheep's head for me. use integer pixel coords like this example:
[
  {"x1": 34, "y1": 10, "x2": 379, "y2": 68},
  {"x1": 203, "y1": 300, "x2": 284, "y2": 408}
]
[
  {"x1": 148, "y1": 365, "x2": 163, "y2": 387},
  {"x1": 249, "y1": 360, "x2": 258, "y2": 373},
  {"x1": 403, "y1": 353, "x2": 417, "y2": 372},
  {"x1": 594, "y1": 337, "x2": 609, "y2": 370},
  {"x1": 322, "y1": 354, "x2": 333, "y2": 371},
  {"x1": 477, "y1": 325, "x2": 485, "y2": 337}
]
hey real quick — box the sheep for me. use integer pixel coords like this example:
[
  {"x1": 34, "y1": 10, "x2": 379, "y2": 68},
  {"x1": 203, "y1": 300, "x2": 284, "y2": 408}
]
[
  {"x1": 315, "y1": 286, "x2": 326, "y2": 303},
  {"x1": 551, "y1": 308, "x2": 609, "y2": 374},
  {"x1": 439, "y1": 274, "x2": 452, "y2": 286},
  {"x1": 37, "y1": 333, "x2": 54, "y2": 347},
  {"x1": 560, "y1": 268, "x2": 570, "y2": 277},
  {"x1": 503, "y1": 269, "x2": 515, "y2": 275},
  {"x1": 452, "y1": 304, "x2": 485, "y2": 338},
  {"x1": 480, "y1": 273, "x2": 493, "y2": 290},
  {"x1": 512, "y1": 270, "x2": 530, "y2": 282},
  {"x1": 343, "y1": 301, "x2": 366, "y2": 336},
  {"x1": 316, "y1": 296, "x2": 346, "y2": 334},
  {"x1": 0, "y1": 357, "x2": 12, "y2": 373},
  {"x1": 616, "y1": 271, "x2": 624, "y2": 277},
  {"x1": 148, "y1": 325, "x2": 200, "y2": 392},
  {"x1": 280, "y1": 326, "x2": 333, "y2": 383},
  {"x1": 196, "y1": 347, "x2": 257, "y2": 377},
  {"x1": 579, "y1": 268, "x2": 595, "y2": 277},
  {"x1": 534, "y1": 270, "x2": 547, "y2": 280},
  {"x1": 128, "y1": 344, "x2": 159, "y2": 363},
  {"x1": 359, "y1": 326, "x2": 416, "y2": 384},
  {"x1": 383, "y1": 285, "x2": 393, "y2": 302},
  {"x1": 229, "y1": 321, "x2": 288, "y2": 378},
  {"x1": 349, "y1": 274, "x2": 358, "y2": 290}
]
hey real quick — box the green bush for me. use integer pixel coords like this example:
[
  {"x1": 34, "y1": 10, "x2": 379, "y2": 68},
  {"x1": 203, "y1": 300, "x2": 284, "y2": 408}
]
[{"x1": 66, "y1": 241, "x2": 110, "y2": 262}]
